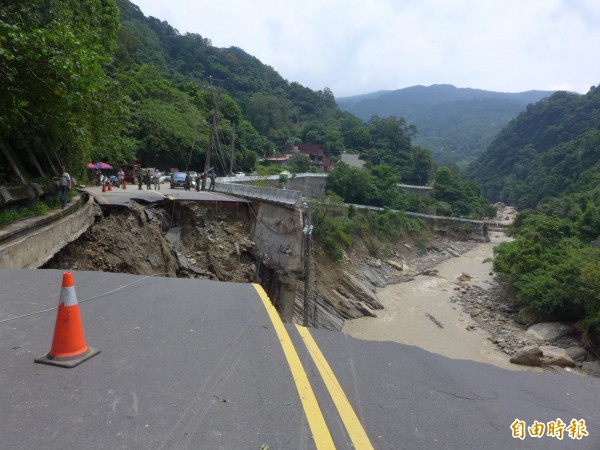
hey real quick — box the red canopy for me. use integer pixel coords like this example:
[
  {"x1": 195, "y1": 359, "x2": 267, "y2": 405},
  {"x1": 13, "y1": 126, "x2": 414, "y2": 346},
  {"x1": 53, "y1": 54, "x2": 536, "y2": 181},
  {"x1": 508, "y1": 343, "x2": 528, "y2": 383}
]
[{"x1": 87, "y1": 162, "x2": 113, "y2": 170}]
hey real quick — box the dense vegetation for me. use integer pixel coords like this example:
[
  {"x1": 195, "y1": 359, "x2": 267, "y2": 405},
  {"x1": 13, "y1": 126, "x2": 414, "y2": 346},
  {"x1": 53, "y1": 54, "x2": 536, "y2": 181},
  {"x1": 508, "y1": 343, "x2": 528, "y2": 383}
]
[
  {"x1": 466, "y1": 87, "x2": 600, "y2": 208},
  {"x1": 326, "y1": 162, "x2": 494, "y2": 219},
  {"x1": 0, "y1": 0, "x2": 123, "y2": 178},
  {"x1": 337, "y1": 84, "x2": 553, "y2": 168},
  {"x1": 311, "y1": 194, "x2": 424, "y2": 262},
  {"x1": 0, "y1": 0, "x2": 439, "y2": 186},
  {"x1": 0, "y1": 0, "x2": 496, "y2": 258},
  {"x1": 467, "y1": 86, "x2": 600, "y2": 350}
]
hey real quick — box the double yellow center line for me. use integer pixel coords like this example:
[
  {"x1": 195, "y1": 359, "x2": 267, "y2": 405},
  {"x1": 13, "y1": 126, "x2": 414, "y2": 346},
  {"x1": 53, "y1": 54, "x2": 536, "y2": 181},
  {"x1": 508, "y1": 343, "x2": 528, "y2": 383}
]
[{"x1": 253, "y1": 284, "x2": 374, "y2": 450}]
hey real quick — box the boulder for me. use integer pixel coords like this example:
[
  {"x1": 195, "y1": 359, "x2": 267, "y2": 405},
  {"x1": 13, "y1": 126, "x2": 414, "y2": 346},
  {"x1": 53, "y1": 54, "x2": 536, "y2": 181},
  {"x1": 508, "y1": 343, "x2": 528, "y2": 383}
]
[
  {"x1": 539, "y1": 346, "x2": 576, "y2": 368},
  {"x1": 581, "y1": 360, "x2": 600, "y2": 375},
  {"x1": 447, "y1": 248, "x2": 460, "y2": 257},
  {"x1": 565, "y1": 346, "x2": 589, "y2": 363},
  {"x1": 386, "y1": 260, "x2": 404, "y2": 271},
  {"x1": 510, "y1": 346, "x2": 543, "y2": 367},
  {"x1": 457, "y1": 272, "x2": 472, "y2": 282},
  {"x1": 421, "y1": 269, "x2": 439, "y2": 276},
  {"x1": 526, "y1": 322, "x2": 572, "y2": 342},
  {"x1": 367, "y1": 259, "x2": 382, "y2": 268}
]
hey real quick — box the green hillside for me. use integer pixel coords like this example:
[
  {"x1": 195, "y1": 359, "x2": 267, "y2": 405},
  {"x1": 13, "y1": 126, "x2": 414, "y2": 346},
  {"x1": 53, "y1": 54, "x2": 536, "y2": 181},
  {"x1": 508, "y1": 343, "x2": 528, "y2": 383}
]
[
  {"x1": 466, "y1": 88, "x2": 600, "y2": 208},
  {"x1": 0, "y1": 0, "x2": 347, "y2": 179},
  {"x1": 466, "y1": 86, "x2": 600, "y2": 352},
  {"x1": 0, "y1": 0, "x2": 436, "y2": 186},
  {"x1": 337, "y1": 84, "x2": 553, "y2": 167}
]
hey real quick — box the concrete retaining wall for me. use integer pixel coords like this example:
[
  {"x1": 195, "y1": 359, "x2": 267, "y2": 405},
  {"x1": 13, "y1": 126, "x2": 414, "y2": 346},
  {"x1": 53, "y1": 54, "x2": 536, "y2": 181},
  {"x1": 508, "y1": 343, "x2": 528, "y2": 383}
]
[
  {"x1": 0, "y1": 194, "x2": 100, "y2": 269},
  {"x1": 250, "y1": 201, "x2": 304, "y2": 321},
  {"x1": 218, "y1": 173, "x2": 328, "y2": 199},
  {"x1": 285, "y1": 174, "x2": 327, "y2": 197},
  {"x1": 397, "y1": 184, "x2": 432, "y2": 198},
  {"x1": 216, "y1": 182, "x2": 302, "y2": 208}
]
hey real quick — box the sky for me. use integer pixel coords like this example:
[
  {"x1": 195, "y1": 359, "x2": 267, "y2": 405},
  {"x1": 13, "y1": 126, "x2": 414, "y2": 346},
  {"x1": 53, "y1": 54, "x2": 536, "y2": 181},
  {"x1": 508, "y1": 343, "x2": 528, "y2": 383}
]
[{"x1": 131, "y1": 0, "x2": 600, "y2": 98}]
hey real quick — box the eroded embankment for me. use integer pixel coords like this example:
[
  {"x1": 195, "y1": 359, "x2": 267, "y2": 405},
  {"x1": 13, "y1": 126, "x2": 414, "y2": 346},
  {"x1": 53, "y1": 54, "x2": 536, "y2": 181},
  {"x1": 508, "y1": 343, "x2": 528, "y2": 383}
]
[{"x1": 43, "y1": 201, "x2": 258, "y2": 282}]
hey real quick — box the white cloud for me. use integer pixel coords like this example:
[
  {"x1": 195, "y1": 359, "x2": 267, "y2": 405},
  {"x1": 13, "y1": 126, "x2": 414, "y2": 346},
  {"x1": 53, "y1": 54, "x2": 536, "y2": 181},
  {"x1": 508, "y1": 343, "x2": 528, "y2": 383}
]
[{"x1": 132, "y1": 0, "x2": 600, "y2": 96}]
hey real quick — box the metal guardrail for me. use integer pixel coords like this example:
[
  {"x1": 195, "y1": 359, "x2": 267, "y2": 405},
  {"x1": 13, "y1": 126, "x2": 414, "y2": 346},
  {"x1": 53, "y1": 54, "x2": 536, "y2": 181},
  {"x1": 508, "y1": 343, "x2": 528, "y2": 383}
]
[{"x1": 344, "y1": 203, "x2": 510, "y2": 226}]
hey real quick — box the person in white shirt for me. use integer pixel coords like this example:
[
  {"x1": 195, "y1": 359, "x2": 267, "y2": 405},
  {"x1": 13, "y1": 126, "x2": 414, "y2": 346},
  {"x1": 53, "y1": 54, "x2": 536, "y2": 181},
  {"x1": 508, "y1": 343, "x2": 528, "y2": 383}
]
[
  {"x1": 57, "y1": 166, "x2": 71, "y2": 209},
  {"x1": 153, "y1": 170, "x2": 161, "y2": 190}
]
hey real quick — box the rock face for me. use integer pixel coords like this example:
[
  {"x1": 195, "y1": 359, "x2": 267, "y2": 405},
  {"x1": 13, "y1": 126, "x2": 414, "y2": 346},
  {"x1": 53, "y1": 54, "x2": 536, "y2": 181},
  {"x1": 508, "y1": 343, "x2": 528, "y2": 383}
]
[
  {"x1": 357, "y1": 263, "x2": 387, "y2": 288},
  {"x1": 339, "y1": 271, "x2": 384, "y2": 311},
  {"x1": 526, "y1": 322, "x2": 572, "y2": 342}
]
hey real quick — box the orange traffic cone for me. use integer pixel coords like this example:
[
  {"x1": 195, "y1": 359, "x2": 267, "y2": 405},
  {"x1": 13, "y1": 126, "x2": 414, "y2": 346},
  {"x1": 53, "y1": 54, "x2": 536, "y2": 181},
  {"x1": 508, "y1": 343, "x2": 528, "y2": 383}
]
[
  {"x1": 35, "y1": 272, "x2": 100, "y2": 368},
  {"x1": 102, "y1": 183, "x2": 106, "y2": 192},
  {"x1": 108, "y1": 182, "x2": 112, "y2": 191},
  {"x1": 122, "y1": 181, "x2": 127, "y2": 190}
]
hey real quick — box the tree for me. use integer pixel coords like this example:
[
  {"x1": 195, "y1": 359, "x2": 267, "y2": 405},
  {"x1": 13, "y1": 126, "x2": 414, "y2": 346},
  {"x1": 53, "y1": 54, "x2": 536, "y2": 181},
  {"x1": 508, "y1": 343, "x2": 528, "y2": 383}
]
[
  {"x1": 326, "y1": 162, "x2": 377, "y2": 205},
  {"x1": 288, "y1": 153, "x2": 312, "y2": 174},
  {"x1": 432, "y1": 166, "x2": 494, "y2": 217},
  {"x1": 370, "y1": 164, "x2": 401, "y2": 207},
  {"x1": 0, "y1": 0, "x2": 120, "y2": 172}
]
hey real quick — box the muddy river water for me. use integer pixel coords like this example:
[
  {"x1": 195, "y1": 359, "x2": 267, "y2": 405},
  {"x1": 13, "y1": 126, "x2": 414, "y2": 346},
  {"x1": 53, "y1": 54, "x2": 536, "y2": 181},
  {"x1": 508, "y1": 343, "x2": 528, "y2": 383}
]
[{"x1": 343, "y1": 232, "x2": 534, "y2": 371}]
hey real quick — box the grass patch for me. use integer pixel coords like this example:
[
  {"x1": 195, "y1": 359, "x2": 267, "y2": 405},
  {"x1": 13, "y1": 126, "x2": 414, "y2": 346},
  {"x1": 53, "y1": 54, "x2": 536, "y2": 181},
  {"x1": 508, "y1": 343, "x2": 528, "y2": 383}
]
[
  {"x1": 0, "y1": 196, "x2": 62, "y2": 226},
  {"x1": 312, "y1": 199, "x2": 424, "y2": 261}
]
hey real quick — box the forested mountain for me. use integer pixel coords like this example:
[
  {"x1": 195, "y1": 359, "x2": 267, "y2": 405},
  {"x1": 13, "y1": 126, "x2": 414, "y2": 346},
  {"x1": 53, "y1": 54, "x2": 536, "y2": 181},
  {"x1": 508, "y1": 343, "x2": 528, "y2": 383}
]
[
  {"x1": 464, "y1": 85, "x2": 600, "y2": 353},
  {"x1": 337, "y1": 85, "x2": 553, "y2": 167},
  {"x1": 0, "y1": 0, "x2": 435, "y2": 186},
  {"x1": 466, "y1": 87, "x2": 600, "y2": 208}
]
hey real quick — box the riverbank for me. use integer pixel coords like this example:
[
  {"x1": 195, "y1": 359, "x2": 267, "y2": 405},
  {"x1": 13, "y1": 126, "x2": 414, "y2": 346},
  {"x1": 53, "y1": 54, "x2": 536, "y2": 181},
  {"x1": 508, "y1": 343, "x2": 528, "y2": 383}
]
[{"x1": 342, "y1": 231, "x2": 539, "y2": 371}]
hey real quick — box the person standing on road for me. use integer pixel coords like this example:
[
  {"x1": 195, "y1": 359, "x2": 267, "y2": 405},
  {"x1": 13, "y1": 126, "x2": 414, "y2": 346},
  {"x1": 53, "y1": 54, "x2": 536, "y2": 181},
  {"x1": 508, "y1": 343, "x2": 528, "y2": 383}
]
[
  {"x1": 137, "y1": 168, "x2": 143, "y2": 190},
  {"x1": 195, "y1": 173, "x2": 201, "y2": 192},
  {"x1": 57, "y1": 166, "x2": 71, "y2": 209},
  {"x1": 209, "y1": 171, "x2": 216, "y2": 192},
  {"x1": 153, "y1": 170, "x2": 161, "y2": 190},
  {"x1": 184, "y1": 172, "x2": 191, "y2": 191},
  {"x1": 144, "y1": 170, "x2": 152, "y2": 190},
  {"x1": 117, "y1": 169, "x2": 125, "y2": 188}
]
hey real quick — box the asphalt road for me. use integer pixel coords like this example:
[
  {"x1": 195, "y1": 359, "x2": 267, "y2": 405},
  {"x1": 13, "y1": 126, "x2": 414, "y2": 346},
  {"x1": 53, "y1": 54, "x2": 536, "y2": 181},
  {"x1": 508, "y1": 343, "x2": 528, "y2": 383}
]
[
  {"x1": 0, "y1": 269, "x2": 598, "y2": 449},
  {"x1": 84, "y1": 183, "x2": 244, "y2": 207}
]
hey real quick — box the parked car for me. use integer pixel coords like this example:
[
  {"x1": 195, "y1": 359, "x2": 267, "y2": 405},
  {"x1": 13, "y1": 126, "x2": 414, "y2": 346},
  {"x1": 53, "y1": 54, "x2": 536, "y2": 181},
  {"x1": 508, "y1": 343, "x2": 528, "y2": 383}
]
[
  {"x1": 159, "y1": 173, "x2": 171, "y2": 183},
  {"x1": 170, "y1": 172, "x2": 188, "y2": 188},
  {"x1": 280, "y1": 170, "x2": 291, "y2": 177},
  {"x1": 170, "y1": 171, "x2": 199, "y2": 189},
  {"x1": 234, "y1": 172, "x2": 245, "y2": 177}
]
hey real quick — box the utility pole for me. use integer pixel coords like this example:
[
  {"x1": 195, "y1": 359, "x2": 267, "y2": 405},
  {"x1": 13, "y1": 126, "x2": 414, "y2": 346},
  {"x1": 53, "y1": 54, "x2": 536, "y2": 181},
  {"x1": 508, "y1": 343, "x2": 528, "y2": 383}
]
[
  {"x1": 302, "y1": 201, "x2": 313, "y2": 326},
  {"x1": 202, "y1": 76, "x2": 223, "y2": 190},
  {"x1": 229, "y1": 126, "x2": 235, "y2": 175}
]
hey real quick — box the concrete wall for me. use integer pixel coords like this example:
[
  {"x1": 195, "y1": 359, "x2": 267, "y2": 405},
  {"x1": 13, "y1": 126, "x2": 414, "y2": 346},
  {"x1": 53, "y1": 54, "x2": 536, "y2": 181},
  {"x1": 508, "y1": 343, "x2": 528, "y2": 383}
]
[
  {"x1": 284, "y1": 174, "x2": 327, "y2": 198},
  {"x1": 218, "y1": 173, "x2": 328, "y2": 199},
  {"x1": 397, "y1": 184, "x2": 432, "y2": 198},
  {"x1": 0, "y1": 195, "x2": 100, "y2": 269},
  {"x1": 216, "y1": 182, "x2": 302, "y2": 207},
  {"x1": 0, "y1": 181, "x2": 57, "y2": 208},
  {"x1": 250, "y1": 201, "x2": 304, "y2": 321}
]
